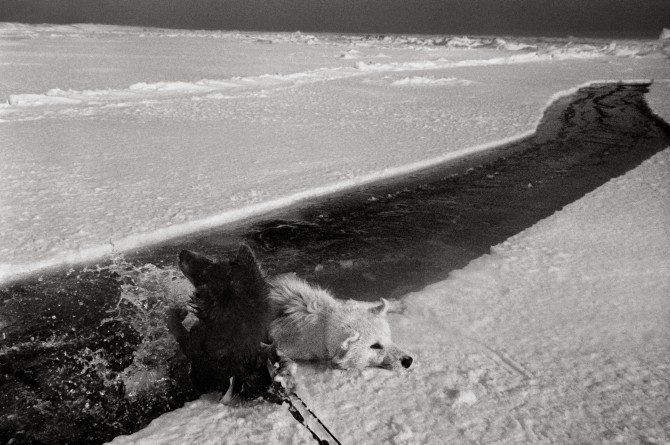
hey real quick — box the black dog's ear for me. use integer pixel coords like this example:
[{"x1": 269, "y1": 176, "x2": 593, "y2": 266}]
[
  {"x1": 235, "y1": 244, "x2": 264, "y2": 277},
  {"x1": 179, "y1": 250, "x2": 215, "y2": 286},
  {"x1": 231, "y1": 244, "x2": 267, "y2": 294},
  {"x1": 235, "y1": 243, "x2": 258, "y2": 266}
]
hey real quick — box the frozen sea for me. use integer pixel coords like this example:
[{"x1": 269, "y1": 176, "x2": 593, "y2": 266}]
[
  {"x1": 1, "y1": 23, "x2": 669, "y2": 282},
  {"x1": 1, "y1": 23, "x2": 670, "y2": 444}
]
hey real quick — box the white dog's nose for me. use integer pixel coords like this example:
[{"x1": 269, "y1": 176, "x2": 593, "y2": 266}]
[{"x1": 401, "y1": 356, "x2": 413, "y2": 368}]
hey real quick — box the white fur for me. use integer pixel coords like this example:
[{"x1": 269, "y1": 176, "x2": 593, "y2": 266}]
[{"x1": 268, "y1": 274, "x2": 412, "y2": 370}]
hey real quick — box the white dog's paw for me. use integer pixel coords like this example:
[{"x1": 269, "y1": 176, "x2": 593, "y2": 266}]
[{"x1": 271, "y1": 355, "x2": 298, "y2": 392}]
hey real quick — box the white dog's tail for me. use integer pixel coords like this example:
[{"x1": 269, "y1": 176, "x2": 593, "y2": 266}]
[{"x1": 268, "y1": 274, "x2": 336, "y2": 319}]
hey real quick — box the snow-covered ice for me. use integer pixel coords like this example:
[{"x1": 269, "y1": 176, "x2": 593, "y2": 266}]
[
  {"x1": 1, "y1": 24, "x2": 669, "y2": 283},
  {"x1": 1, "y1": 23, "x2": 669, "y2": 444}
]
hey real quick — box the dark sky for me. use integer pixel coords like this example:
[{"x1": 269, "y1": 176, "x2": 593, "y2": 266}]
[{"x1": 1, "y1": 0, "x2": 668, "y2": 38}]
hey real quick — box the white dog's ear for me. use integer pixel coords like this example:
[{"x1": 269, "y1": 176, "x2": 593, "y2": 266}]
[
  {"x1": 370, "y1": 298, "x2": 389, "y2": 316},
  {"x1": 333, "y1": 331, "x2": 361, "y2": 368},
  {"x1": 339, "y1": 331, "x2": 361, "y2": 352}
]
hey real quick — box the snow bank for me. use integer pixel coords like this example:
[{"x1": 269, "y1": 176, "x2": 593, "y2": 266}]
[
  {"x1": 352, "y1": 49, "x2": 599, "y2": 73},
  {"x1": 390, "y1": 76, "x2": 474, "y2": 87},
  {"x1": 108, "y1": 147, "x2": 670, "y2": 445},
  {"x1": 5, "y1": 92, "x2": 83, "y2": 107},
  {"x1": 2, "y1": 71, "x2": 356, "y2": 111},
  {"x1": 647, "y1": 79, "x2": 670, "y2": 123}
]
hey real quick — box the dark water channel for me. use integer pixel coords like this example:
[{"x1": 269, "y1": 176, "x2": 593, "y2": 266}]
[
  {"x1": 141, "y1": 82, "x2": 670, "y2": 301},
  {"x1": 1, "y1": 82, "x2": 669, "y2": 444}
]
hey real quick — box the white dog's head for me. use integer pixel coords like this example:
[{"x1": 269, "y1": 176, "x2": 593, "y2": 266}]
[{"x1": 330, "y1": 299, "x2": 413, "y2": 370}]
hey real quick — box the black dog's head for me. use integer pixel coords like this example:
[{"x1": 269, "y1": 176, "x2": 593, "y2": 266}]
[
  {"x1": 175, "y1": 244, "x2": 278, "y2": 399},
  {"x1": 179, "y1": 249, "x2": 231, "y2": 288},
  {"x1": 179, "y1": 244, "x2": 268, "y2": 324}
]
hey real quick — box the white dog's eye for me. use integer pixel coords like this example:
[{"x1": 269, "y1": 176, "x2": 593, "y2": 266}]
[{"x1": 370, "y1": 343, "x2": 383, "y2": 350}]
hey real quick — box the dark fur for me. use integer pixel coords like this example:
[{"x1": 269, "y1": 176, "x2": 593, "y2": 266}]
[{"x1": 167, "y1": 244, "x2": 280, "y2": 401}]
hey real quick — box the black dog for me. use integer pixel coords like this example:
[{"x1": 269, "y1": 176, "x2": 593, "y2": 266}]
[{"x1": 167, "y1": 244, "x2": 292, "y2": 403}]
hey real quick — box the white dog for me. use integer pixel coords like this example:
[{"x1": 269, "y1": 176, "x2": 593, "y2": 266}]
[{"x1": 268, "y1": 274, "x2": 413, "y2": 370}]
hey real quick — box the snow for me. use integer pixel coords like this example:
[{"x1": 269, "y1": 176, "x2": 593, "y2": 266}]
[
  {"x1": 1, "y1": 23, "x2": 669, "y2": 444},
  {"x1": 1, "y1": 24, "x2": 669, "y2": 284},
  {"x1": 647, "y1": 79, "x2": 670, "y2": 123}
]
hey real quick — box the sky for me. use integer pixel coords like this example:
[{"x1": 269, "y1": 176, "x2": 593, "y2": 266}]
[{"x1": 0, "y1": 0, "x2": 668, "y2": 38}]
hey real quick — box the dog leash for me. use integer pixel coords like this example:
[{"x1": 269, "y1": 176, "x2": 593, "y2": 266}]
[{"x1": 269, "y1": 381, "x2": 343, "y2": 445}]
